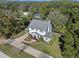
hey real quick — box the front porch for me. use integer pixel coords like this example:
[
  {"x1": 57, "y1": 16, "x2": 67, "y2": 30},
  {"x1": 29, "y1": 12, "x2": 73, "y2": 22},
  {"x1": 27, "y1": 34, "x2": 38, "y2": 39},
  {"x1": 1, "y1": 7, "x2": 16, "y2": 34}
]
[{"x1": 31, "y1": 32, "x2": 41, "y2": 40}]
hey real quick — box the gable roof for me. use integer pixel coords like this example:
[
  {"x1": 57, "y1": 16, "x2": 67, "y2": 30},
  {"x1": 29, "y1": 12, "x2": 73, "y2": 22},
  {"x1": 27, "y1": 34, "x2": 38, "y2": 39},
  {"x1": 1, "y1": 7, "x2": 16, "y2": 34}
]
[{"x1": 29, "y1": 19, "x2": 51, "y2": 31}]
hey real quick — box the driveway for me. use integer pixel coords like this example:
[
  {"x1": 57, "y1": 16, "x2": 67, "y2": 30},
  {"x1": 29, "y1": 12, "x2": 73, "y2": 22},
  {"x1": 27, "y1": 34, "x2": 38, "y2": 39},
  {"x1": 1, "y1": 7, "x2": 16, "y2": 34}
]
[
  {"x1": 10, "y1": 41, "x2": 53, "y2": 58},
  {"x1": 1, "y1": 32, "x2": 53, "y2": 58},
  {"x1": 0, "y1": 51, "x2": 10, "y2": 58},
  {"x1": 10, "y1": 33, "x2": 53, "y2": 58}
]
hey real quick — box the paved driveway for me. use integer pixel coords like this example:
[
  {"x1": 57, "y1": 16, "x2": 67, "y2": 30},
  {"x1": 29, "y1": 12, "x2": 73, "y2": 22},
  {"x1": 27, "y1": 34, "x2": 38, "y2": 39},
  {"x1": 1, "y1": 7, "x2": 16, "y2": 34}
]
[
  {"x1": 1, "y1": 32, "x2": 53, "y2": 58},
  {"x1": 0, "y1": 51, "x2": 10, "y2": 58},
  {"x1": 10, "y1": 41, "x2": 53, "y2": 58},
  {"x1": 10, "y1": 33, "x2": 53, "y2": 58}
]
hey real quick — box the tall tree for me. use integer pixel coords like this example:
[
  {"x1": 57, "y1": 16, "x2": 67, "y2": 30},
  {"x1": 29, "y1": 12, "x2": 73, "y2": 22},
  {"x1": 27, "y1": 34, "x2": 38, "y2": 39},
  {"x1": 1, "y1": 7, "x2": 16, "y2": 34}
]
[
  {"x1": 46, "y1": 10, "x2": 68, "y2": 33},
  {"x1": 62, "y1": 30, "x2": 77, "y2": 57}
]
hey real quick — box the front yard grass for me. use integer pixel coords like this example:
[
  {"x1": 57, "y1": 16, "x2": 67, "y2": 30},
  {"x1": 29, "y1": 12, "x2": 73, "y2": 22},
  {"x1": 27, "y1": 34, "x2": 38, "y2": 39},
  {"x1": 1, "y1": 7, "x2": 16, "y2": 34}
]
[
  {"x1": 0, "y1": 44, "x2": 34, "y2": 58},
  {"x1": 10, "y1": 30, "x2": 26, "y2": 39},
  {"x1": 24, "y1": 35, "x2": 62, "y2": 58}
]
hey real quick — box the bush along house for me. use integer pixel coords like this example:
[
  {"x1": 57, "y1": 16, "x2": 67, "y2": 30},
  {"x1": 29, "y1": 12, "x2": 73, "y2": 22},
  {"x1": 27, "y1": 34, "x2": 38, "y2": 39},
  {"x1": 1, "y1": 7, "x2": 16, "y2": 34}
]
[{"x1": 28, "y1": 19, "x2": 53, "y2": 42}]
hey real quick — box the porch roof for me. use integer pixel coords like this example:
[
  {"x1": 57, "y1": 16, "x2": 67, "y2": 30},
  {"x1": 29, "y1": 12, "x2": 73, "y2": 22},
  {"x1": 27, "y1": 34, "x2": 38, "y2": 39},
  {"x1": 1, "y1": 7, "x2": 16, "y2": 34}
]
[{"x1": 44, "y1": 32, "x2": 53, "y2": 38}]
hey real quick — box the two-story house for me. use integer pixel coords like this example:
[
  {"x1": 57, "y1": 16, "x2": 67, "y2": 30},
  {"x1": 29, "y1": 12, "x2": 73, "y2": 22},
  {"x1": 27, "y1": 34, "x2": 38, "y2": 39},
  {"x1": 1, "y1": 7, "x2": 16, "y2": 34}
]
[{"x1": 28, "y1": 19, "x2": 53, "y2": 42}]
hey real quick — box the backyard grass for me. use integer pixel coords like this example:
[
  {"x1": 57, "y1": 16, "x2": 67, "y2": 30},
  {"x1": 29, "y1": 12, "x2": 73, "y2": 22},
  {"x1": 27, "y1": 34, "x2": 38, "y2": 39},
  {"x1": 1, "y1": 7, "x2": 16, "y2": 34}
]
[
  {"x1": 24, "y1": 35, "x2": 62, "y2": 58},
  {"x1": 0, "y1": 44, "x2": 34, "y2": 58},
  {"x1": 54, "y1": 28, "x2": 65, "y2": 34}
]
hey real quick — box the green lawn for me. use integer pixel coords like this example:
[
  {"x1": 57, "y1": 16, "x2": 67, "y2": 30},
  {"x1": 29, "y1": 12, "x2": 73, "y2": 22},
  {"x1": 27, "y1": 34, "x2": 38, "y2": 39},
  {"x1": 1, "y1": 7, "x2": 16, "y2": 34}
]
[
  {"x1": 54, "y1": 27, "x2": 65, "y2": 33},
  {"x1": 24, "y1": 35, "x2": 62, "y2": 58},
  {"x1": 10, "y1": 30, "x2": 26, "y2": 39},
  {"x1": 0, "y1": 44, "x2": 34, "y2": 58}
]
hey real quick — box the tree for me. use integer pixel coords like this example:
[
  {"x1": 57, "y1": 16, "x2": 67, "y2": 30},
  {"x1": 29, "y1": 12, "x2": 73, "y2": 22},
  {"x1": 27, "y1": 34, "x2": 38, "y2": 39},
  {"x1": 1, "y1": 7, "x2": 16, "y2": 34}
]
[
  {"x1": 61, "y1": 5, "x2": 79, "y2": 58},
  {"x1": 46, "y1": 10, "x2": 68, "y2": 33},
  {"x1": 62, "y1": 30, "x2": 77, "y2": 57}
]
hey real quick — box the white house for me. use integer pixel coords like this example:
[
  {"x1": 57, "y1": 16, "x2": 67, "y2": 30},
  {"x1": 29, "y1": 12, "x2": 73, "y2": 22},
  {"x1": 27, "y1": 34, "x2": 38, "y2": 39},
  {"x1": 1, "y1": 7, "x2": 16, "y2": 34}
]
[{"x1": 28, "y1": 19, "x2": 53, "y2": 42}]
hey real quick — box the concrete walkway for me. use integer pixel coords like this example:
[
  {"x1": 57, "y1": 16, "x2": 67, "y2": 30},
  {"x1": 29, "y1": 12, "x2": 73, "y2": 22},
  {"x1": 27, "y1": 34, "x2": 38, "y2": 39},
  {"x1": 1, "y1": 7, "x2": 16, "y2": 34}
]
[
  {"x1": 0, "y1": 51, "x2": 10, "y2": 58},
  {"x1": 10, "y1": 33, "x2": 53, "y2": 58}
]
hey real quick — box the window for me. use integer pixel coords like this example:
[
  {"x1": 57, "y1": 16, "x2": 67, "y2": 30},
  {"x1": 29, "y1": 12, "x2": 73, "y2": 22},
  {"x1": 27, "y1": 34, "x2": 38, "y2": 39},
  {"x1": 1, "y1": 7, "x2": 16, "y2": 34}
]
[{"x1": 43, "y1": 31, "x2": 45, "y2": 35}]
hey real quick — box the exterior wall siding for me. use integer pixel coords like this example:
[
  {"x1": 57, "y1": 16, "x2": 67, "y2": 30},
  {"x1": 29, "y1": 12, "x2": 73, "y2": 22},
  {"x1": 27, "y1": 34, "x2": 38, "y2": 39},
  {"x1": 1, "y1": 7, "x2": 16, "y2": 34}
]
[
  {"x1": 28, "y1": 26, "x2": 52, "y2": 42},
  {"x1": 29, "y1": 27, "x2": 46, "y2": 36}
]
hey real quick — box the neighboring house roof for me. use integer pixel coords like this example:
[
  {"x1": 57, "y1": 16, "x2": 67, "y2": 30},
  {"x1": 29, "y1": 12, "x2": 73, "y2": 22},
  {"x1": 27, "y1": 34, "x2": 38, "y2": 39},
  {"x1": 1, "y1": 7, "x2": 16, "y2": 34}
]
[
  {"x1": 34, "y1": 14, "x2": 41, "y2": 16},
  {"x1": 44, "y1": 32, "x2": 53, "y2": 38},
  {"x1": 29, "y1": 19, "x2": 52, "y2": 31},
  {"x1": 34, "y1": 14, "x2": 41, "y2": 18}
]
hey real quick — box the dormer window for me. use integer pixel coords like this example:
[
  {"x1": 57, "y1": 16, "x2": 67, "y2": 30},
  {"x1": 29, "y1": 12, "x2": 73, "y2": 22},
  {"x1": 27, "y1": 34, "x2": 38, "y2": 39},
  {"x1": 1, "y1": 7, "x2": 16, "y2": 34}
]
[
  {"x1": 34, "y1": 28, "x2": 36, "y2": 31},
  {"x1": 48, "y1": 26, "x2": 50, "y2": 32},
  {"x1": 43, "y1": 31, "x2": 45, "y2": 35}
]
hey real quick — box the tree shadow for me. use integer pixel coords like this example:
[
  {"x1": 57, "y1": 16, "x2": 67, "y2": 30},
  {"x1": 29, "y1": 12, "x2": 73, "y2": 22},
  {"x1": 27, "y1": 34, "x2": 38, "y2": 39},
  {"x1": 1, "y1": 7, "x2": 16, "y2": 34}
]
[{"x1": 59, "y1": 35, "x2": 64, "y2": 52}]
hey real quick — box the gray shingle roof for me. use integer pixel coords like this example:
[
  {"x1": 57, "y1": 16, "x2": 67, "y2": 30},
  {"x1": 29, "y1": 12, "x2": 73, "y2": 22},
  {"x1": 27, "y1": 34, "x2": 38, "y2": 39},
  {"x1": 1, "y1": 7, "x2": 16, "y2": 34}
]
[
  {"x1": 34, "y1": 14, "x2": 41, "y2": 16},
  {"x1": 44, "y1": 32, "x2": 53, "y2": 38},
  {"x1": 29, "y1": 19, "x2": 51, "y2": 31}
]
